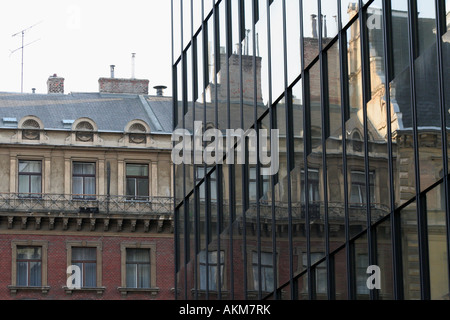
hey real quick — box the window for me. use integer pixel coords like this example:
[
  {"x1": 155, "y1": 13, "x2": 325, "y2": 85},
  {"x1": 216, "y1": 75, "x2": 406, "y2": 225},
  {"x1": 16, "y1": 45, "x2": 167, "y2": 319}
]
[
  {"x1": 249, "y1": 167, "x2": 270, "y2": 202},
  {"x1": 199, "y1": 250, "x2": 224, "y2": 291},
  {"x1": 196, "y1": 167, "x2": 217, "y2": 202},
  {"x1": 72, "y1": 162, "x2": 96, "y2": 199},
  {"x1": 252, "y1": 252, "x2": 274, "y2": 293},
  {"x1": 18, "y1": 160, "x2": 42, "y2": 198},
  {"x1": 300, "y1": 169, "x2": 320, "y2": 204},
  {"x1": 126, "y1": 249, "x2": 151, "y2": 288},
  {"x1": 302, "y1": 252, "x2": 327, "y2": 295},
  {"x1": 17, "y1": 247, "x2": 42, "y2": 287},
  {"x1": 126, "y1": 164, "x2": 149, "y2": 200},
  {"x1": 350, "y1": 171, "x2": 375, "y2": 205},
  {"x1": 71, "y1": 247, "x2": 97, "y2": 288},
  {"x1": 356, "y1": 253, "x2": 370, "y2": 295}
]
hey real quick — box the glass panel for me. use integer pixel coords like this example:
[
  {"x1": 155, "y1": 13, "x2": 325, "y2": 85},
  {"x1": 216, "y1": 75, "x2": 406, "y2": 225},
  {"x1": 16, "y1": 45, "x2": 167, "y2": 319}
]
[
  {"x1": 326, "y1": 40, "x2": 344, "y2": 252},
  {"x1": 29, "y1": 262, "x2": 41, "y2": 287},
  {"x1": 17, "y1": 247, "x2": 41, "y2": 260},
  {"x1": 72, "y1": 247, "x2": 96, "y2": 261},
  {"x1": 354, "y1": 233, "x2": 370, "y2": 299},
  {"x1": 30, "y1": 175, "x2": 42, "y2": 194},
  {"x1": 72, "y1": 177, "x2": 83, "y2": 195},
  {"x1": 127, "y1": 249, "x2": 150, "y2": 263},
  {"x1": 334, "y1": 249, "x2": 348, "y2": 300},
  {"x1": 415, "y1": 0, "x2": 442, "y2": 193},
  {"x1": 286, "y1": 0, "x2": 301, "y2": 84},
  {"x1": 270, "y1": 0, "x2": 285, "y2": 100},
  {"x1": 341, "y1": 0, "x2": 359, "y2": 30},
  {"x1": 427, "y1": 184, "x2": 449, "y2": 300},
  {"x1": 345, "y1": 17, "x2": 366, "y2": 238},
  {"x1": 307, "y1": 61, "x2": 326, "y2": 262},
  {"x1": 84, "y1": 262, "x2": 96, "y2": 287},
  {"x1": 376, "y1": 218, "x2": 394, "y2": 300},
  {"x1": 17, "y1": 262, "x2": 28, "y2": 286},
  {"x1": 256, "y1": 0, "x2": 270, "y2": 111},
  {"x1": 18, "y1": 175, "x2": 29, "y2": 194},
  {"x1": 390, "y1": 0, "x2": 414, "y2": 208},
  {"x1": 126, "y1": 264, "x2": 137, "y2": 288},
  {"x1": 137, "y1": 179, "x2": 149, "y2": 198},
  {"x1": 126, "y1": 178, "x2": 136, "y2": 197},
  {"x1": 126, "y1": 164, "x2": 148, "y2": 177},
  {"x1": 138, "y1": 264, "x2": 151, "y2": 288},
  {"x1": 366, "y1": 0, "x2": 391, "y2": 225},
  {"x1": 401, "y1": 200, "x2": 420, "y2": 300},
  {"x1": 303, "y1": 0, "x2": 319, "y2": 67},
  {"x1": 19, "y1": 161, "x2": 41, "y2": 173},
  {"x1": 321, "y1": 0, "x2": 339, "y2": 45},
  {"x1": 84, "y1": 177, "x2": 96, "y2": 195},
  {"x1": 297, "y1": 272, "x2": 309, "y2": 300}
]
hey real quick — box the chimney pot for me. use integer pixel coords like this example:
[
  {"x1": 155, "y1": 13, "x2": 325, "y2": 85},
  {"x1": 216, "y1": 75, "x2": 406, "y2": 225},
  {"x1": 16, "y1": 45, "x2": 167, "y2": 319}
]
[
  {"x1": 153, "y1": 85, "x2": 167, "y2": 97},
  {"x1": 110, "y1": 65, "x2": 115, "y2": 78}
]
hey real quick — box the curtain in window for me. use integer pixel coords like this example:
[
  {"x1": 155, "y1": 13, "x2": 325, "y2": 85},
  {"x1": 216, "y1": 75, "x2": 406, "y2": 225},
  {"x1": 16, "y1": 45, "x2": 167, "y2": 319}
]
[
  {"x1": 17, "y1": 247, "x2": 42, "y2": 287},
  {"x1": 126, "y1": 249, "x2": 151, "y2": 288},
  {"x1": 72, "y1": 248, "x2": 96, "y2": 287}
]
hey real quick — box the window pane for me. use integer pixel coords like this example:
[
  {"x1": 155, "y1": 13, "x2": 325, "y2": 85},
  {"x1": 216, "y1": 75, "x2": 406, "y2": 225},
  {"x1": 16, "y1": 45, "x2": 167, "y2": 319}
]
[
  {"x1": 83, "y1": 163, "x2": 95, "y2": 175},
  {"x1": 29, "y1": 262, "x2": 42, "y2": 287},
  {"x1": 30, "y1": 175, "x2": 42, "y2": 194},
  {"x1": 126, "y1": 164, "x2": 149, "y2": 177},
  {"x1": 17, "y1": 262, "x2": 28, "y2": 286},
  {"x1": 137, "y1": 179, "x2": 149, "y2": 197},
  {"x1": 138, "y1": 264, "x2": 151, "y2": 288},
  {"x1": 18, "y1": 175, "x2": 30, "y2": 194},
  {"x1": 17, "y1": 247, "x2": 41, "y2": 260},
  {"x1": 126, "y1": 264, "x2": 137, "y2": 288},
  {"x1": 19, "y1": 161, "x2": 41, "y2": 173},
  {"x1": 84, "y1": 177, "x2": 96, "y2": 195},
  {"x1": 84, "y1": 262, "x2": 96, "y2": 287},
  {"x1": 72, "y1": 247, "x2": 96, "y2": 261},
  {"x1": 72, "y1": 177, "x2": 83, "y2": 195},
  {"x1": 126, "y1": 178, "x2": 136, "y2": 197},
  {"x1": 127, "y1": 249, "x2": 150, "y2": 263},
  {"x1": 73, "y1": 163, "x2": 83, "y2": 175}
]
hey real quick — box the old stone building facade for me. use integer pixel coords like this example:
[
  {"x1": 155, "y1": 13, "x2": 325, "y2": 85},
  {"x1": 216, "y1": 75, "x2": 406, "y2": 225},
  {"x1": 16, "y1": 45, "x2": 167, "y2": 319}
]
[{"x1": 0, "y1": 73, "x2": 174, "y2": 300}]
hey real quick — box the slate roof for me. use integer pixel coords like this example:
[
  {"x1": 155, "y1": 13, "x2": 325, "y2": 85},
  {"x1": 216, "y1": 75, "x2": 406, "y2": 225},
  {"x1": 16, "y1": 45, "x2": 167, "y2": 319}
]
[{"x1": 0, "y1": 92, "x2": 173, "y2": 134}]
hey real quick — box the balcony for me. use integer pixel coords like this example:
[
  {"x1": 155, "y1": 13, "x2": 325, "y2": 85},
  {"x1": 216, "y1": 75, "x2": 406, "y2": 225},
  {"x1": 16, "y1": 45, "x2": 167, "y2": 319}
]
[{"x1": 0, "y1": 193, "x2": 173, "y2": 216}]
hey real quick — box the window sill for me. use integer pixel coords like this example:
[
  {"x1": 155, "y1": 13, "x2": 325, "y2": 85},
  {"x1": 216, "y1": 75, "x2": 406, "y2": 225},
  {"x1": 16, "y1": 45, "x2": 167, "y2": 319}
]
[
  {"x1": 63, "y1": 286, "x2": 106, "y2": 295},
  {"x1": 117, "y1": 287, "x2": 160, "y2": 296},
  {"x1": 8, "y1": 285, "x2": 50, "y2": 294}
]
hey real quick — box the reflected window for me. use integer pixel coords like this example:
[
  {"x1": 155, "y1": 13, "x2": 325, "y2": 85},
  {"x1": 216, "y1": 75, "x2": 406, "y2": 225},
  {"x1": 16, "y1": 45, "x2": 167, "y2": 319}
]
[
  {"x1": 302, "y1": 252, "x2": 326, "y2": 294},
  {"x1": 356, "y1": 253, "x2": 370, "y2": 295},
  {"x1": 249, "y1": 167, "x2": 270, "y2": 201},
  {"x1": 252, "y1": 252, "x2": 274, "y2": 293},
  {"x1": 199, "y1": 250, "x2": 224, "y2": 291},
  {"x1": 350, "y1": 171, "x2": 375, "y2": 205},
  {"x1": 301, "y1": 169, "x2": 320, "y2": 204},
  {"x1": 197, "y1": 167, "x2": 217, "y2": 202}
]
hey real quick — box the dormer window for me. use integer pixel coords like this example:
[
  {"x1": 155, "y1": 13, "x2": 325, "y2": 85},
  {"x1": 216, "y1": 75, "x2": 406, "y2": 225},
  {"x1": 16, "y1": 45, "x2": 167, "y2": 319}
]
[
  {"x1": 129, "y1": 123, "x2": 147, "y2": 144},
  {"x1": 22, "y1": 119, "x2": 41, "y2": 141},
  {"x1": 75, "y1": 121, "x2": 95, "y2": 142}
]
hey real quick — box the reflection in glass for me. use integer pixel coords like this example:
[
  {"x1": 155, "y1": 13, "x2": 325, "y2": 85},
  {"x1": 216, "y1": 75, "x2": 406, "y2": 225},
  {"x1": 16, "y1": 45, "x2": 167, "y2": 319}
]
[
  {"x1": 354, "y1": 233, "x2": 369, "y2": 299},
  {"x1": 376, "y1": 218, "x2": 394, "y2": 300},
  {"x1": 401, "y1": 201, "x2": 420, "y2": 300},
  {"x1": 427, "y1": 184, "x2": 449, "y2": 300}
]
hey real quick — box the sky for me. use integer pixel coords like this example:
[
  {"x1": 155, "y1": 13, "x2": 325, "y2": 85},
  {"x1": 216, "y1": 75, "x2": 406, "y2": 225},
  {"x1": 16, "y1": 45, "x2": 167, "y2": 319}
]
[{"x1": 0, "y1": 0, "x2": 173, "y2": 95}]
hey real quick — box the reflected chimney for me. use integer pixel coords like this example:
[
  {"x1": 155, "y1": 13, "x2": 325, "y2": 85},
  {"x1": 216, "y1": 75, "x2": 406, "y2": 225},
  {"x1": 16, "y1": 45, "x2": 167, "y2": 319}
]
[
  {"x1": 154, "y1": 85, "x2": 167, "y2": 97},
  {"x1": 311, "y1": 14, "x2": 318, "y2": 38}
]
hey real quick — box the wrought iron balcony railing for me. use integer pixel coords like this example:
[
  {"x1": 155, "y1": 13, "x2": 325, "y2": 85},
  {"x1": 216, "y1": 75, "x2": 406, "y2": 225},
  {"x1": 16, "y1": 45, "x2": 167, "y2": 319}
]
[{"x1": 0, "y1": 193, "x2": 173, "y2": 216}]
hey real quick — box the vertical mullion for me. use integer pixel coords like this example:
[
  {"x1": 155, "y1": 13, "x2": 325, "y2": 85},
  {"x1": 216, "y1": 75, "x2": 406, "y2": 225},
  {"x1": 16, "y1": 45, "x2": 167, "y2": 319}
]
[
  {"x1": 434, "y1": 0, "x2": 450, "y2": 298},
  {"x1": 358, "y1": 0, "x2": 376, "y2": 300}
]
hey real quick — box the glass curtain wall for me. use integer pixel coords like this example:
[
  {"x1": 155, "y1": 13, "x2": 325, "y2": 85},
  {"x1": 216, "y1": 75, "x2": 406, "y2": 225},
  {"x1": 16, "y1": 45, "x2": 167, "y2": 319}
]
[{"x1": 173, "y1": 0, "x2": 450, "y2": 300}]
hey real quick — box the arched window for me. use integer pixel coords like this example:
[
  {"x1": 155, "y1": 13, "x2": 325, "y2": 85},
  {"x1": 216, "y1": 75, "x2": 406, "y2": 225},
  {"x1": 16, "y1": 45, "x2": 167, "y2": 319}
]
[
  {"x1": 75, "y1": 121, "x2": 95, "y2": 142},
  {"x1": 127, "y1": 121, "x2": 149, "y2": 144},
  {"x1": 21, "y1": 118, "x2": 41, "y2": 141}
]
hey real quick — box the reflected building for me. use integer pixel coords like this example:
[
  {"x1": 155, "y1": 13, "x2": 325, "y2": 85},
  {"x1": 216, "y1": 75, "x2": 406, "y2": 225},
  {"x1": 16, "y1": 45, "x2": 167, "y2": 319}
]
[{"x1": 173, "y1": 0, "x2": 450, "y2": 300}]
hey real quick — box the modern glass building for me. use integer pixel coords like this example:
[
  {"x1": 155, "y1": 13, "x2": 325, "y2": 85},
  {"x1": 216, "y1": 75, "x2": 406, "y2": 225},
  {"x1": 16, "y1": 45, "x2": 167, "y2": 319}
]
[{"x1": 172, "y1": 0, "x2": 450, "y2": 300}]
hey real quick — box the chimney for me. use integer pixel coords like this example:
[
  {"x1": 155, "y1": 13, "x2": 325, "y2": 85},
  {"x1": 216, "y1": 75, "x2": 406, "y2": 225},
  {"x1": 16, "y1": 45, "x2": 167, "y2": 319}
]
[
  {"x1": 311, "y1": 14, "x2": 318, "y2": 38},
  {"x1": 32, "y1": 88, "x2": 36, "y2": 94},
  {"x1": 47, "y1": 74, "x2": 64, "y2": 94},
  {"x1": 110, "y1": 65, "x2": 115, "y2": 78},
  {"x1": 131, "y1": 53, "x2": 136, "y2": 79},
  {"x1": 154, "y1": 85, "x2": 167, "y2": 97}
]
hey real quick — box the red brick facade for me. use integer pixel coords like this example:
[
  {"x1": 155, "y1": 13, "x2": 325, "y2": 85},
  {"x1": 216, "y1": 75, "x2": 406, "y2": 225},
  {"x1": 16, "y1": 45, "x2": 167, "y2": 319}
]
[{"x1": 0, "y1": 233, "x2": 174, "y2": 300}]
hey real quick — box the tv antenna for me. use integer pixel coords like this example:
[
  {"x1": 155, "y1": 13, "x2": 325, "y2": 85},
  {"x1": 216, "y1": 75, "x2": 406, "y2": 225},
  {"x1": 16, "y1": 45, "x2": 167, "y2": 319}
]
[{"x1": 10, "y1": 21, "x2": 42, "y2": 93}]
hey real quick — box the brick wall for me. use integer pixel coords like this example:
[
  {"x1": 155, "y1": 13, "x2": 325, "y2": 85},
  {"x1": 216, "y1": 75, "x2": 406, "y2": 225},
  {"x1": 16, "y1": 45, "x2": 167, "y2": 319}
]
[
  {"x1": 0, "y1": 233, "x2": 174, "y2": 300},
  {"x1": 98, "y1": 78, "x2": 149, "y2": 95}
]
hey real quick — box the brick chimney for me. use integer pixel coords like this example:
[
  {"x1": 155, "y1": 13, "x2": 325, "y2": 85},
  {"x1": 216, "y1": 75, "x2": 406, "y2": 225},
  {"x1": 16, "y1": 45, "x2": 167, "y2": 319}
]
[
  {"x1": 47, "y1": 74, "x2": 64, "y2": 94},
  {"x1": 98, "y1": 77, "x2": 149, "y2": 95}
]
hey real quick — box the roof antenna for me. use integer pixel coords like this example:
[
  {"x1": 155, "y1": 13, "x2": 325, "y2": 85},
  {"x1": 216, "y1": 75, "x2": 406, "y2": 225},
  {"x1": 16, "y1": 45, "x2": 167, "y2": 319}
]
[{"x1": 10, "y1": 21, "x2": 43, "y2": 93}]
